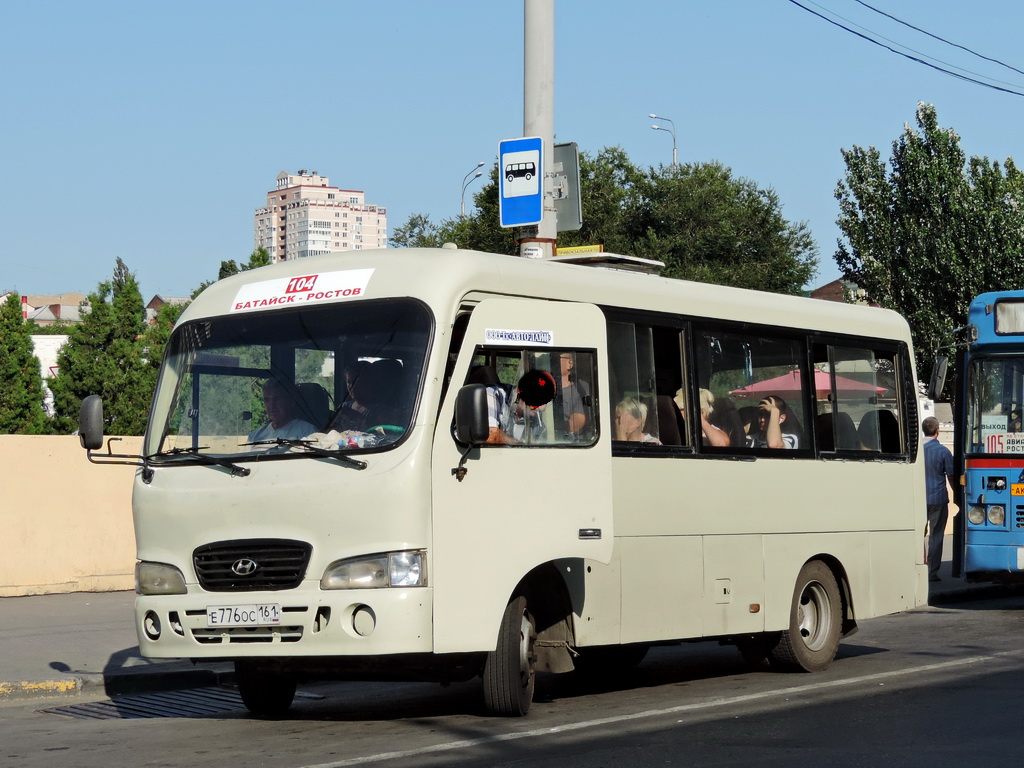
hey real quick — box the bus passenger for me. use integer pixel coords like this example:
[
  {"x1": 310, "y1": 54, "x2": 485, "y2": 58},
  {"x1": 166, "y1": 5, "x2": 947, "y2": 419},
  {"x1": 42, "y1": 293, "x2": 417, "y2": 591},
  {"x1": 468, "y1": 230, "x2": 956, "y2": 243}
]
[
  {"x1": 248, "y1": 378, "x2": 317, "y2": 442},
  {"x1": 708, "y1": 394, "x2": 744, "y2": 447},
  {"x1": 559, "y1": 352, "x2": 591, "y2": 440},
  {"x1": 673, "y1": 388, "x2": 729, "y2": 447},
  {"x1": 468, "y1": 365, "x2": 516, "y2": 445},
  {"x1": 746, "y1": 395, "x2": 799, "y2": 449},
  {"x1": 615, "y1": 398, "x2": 661, "y2": 444}
]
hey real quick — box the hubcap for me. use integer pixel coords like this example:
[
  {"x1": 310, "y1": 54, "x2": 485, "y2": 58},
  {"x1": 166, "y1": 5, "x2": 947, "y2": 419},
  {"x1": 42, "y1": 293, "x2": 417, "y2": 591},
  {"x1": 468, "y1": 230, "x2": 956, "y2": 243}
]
[{"x1": 797, "y1": 581, "x2": 832, "y2": 651}]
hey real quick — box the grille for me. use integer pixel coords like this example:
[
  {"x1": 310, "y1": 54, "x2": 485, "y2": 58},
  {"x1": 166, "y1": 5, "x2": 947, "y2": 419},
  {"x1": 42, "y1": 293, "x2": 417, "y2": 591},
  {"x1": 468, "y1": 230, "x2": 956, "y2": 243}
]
[
  {"x1": 191, "y1": 625, "x2": 304, "y2": 644},
  {"x1": 1016, "y1": 505, "x2": 1024, "y2": 529},
  {"x1": 193, "y1": 539, "x2": 311, "y2": 591}
]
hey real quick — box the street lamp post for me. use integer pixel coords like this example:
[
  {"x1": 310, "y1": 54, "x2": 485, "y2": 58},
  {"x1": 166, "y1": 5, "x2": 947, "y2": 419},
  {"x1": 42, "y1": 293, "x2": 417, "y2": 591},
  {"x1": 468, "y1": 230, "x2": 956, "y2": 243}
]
[
  {"x1": 461, "y1": 162, "x2": 485, "y2": 217},
  {"x1": 649, "y1": 113, "x2": 678, "y2": 169}
]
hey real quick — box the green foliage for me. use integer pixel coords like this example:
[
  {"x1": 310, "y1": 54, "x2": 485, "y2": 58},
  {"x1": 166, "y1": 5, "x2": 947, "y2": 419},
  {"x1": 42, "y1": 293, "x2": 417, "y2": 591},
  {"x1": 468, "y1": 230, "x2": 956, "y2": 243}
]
[
  {"x1": 0, "y1": 293, "x2": 48, "y2": 434},
  {"x1": 49, "y1": 259, "x2": 152, "y2": 435},
  {"x1": 835, "y1": 102, "x2": 1024, "y2": 384},
  {"x1": 194, "y1": 246, "x2": 272, "y2": 298},
  {"x1": 389, "y1": 146, "x2": 817, "y2": 295}
]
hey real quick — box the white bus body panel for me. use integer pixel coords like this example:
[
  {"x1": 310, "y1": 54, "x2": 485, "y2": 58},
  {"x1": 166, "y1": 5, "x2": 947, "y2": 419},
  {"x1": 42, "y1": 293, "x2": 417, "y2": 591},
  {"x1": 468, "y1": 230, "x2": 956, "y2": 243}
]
[{"x1": 430, "y1": 297, "x2": 613, "y2": 653}]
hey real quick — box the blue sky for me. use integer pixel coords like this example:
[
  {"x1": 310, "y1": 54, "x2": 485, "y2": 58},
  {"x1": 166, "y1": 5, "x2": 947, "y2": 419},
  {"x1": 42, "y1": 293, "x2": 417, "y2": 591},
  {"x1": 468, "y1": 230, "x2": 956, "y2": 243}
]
[{"x1": 5, "y1": 0, "x2": 1024, "y2": 299}]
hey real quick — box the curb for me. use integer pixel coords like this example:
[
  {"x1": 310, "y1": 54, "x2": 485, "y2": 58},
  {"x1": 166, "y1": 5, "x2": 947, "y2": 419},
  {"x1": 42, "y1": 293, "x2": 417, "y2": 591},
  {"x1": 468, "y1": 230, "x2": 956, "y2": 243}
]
[
  {"x1": 0, "y1": 678, "x2": 83, "y2": 701},
  {"x1": 0, "y1": 666, "x2": 234, "y2": 703}
]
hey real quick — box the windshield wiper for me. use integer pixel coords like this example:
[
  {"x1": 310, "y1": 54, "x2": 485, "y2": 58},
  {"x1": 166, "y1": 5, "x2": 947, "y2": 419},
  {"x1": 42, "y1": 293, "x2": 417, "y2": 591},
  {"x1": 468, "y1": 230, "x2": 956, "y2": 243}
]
[
  {"x1": 242, "y1": 438, "x2": 368, "y2": 470},
  {"x1": 147, "y1": 447, "x2": 251, "y2": 477}
]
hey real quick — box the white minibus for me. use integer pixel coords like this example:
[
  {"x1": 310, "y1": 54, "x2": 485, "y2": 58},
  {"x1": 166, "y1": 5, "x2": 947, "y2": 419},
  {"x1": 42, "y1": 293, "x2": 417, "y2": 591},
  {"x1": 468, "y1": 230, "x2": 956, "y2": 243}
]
[{"x1": 80, "y1": 247, "x2": 927, "y2": 716}]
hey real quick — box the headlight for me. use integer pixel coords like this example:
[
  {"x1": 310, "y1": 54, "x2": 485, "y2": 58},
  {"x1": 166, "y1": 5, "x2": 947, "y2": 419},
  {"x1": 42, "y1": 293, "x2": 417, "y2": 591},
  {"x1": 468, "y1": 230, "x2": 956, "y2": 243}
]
[
  {"x1": 136, "y1": 562, "x2": 187, "y2": 595},
  {"x1": 988, "y1": 505, "x2": 1006, "y2": 526},
  {"x1": 967, "y1": 506, "x2": 986, "y2": 525},
  {"x1": 321, "y1": 551, "x2": 427, "y2": 589}
]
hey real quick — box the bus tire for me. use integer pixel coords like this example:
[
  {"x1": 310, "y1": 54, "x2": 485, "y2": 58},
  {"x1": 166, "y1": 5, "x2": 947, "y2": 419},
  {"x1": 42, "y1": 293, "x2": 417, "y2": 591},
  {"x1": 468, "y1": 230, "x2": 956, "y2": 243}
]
[
  {"x1": 235, "y1": 660, "x2": 297, "y2": 717},
  {"x1": 482, "y1": 595, "x2": 537, "y2": 716},
  {"x1": 769, "y1": 561, "x2": 841, "y2": 673},
  {"x1": 506, "y1": 174, "x2": 515, "y2": 183}
]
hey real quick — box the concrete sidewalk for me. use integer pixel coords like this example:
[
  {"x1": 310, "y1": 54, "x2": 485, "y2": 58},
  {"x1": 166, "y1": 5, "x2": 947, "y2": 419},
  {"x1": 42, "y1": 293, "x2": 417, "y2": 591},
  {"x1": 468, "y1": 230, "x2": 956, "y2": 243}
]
[{"x1": 0, "y1": 554, "x2": 1013, "y2": 703}]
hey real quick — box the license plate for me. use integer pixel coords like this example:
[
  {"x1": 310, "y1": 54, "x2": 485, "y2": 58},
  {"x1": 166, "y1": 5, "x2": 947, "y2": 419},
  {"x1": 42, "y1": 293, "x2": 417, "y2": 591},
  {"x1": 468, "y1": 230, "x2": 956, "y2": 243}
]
[
  {"x1": 206, "y1": 603, "x2": 282, "y2": 627},
  {"x1": 1012, "y1": 484, "x2": 1024, "y2": 496}
]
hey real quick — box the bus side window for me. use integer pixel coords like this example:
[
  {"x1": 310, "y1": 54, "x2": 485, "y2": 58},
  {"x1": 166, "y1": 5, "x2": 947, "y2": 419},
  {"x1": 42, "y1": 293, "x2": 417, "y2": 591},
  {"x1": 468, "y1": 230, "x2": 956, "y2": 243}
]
[
  {"x1": 463, "y1": 347, "x2": 599, "y2": 447},
  {"x1": 695, "y1": 327, "x2": 811, "y2": 452},
  {"x1": 606, "y1": 320, "x2": 689, "y2": 450},
  {"x1": 813, "y1": 344, "x2": 903, "y2": 456}
]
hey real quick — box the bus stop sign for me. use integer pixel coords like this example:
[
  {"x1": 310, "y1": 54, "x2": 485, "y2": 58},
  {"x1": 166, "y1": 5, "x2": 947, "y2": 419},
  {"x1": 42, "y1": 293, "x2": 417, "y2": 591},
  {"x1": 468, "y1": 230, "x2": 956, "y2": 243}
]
[{"x1": 498, "y1": 136, "x2": 543, "y2": 228}]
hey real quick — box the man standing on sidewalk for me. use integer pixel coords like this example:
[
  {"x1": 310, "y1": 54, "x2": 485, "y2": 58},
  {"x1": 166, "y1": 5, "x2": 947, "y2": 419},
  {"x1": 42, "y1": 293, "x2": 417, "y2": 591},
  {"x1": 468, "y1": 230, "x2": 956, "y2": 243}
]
[{"x1": 923, "y1": 416, "x2": 955, "y2": 582}]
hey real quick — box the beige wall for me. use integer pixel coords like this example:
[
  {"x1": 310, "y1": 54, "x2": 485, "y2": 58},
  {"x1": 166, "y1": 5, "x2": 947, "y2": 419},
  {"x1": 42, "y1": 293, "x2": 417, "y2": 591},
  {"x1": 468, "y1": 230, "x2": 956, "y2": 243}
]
[{"x1": 0, "y1": 435, "x2": 140, "y2": 597}]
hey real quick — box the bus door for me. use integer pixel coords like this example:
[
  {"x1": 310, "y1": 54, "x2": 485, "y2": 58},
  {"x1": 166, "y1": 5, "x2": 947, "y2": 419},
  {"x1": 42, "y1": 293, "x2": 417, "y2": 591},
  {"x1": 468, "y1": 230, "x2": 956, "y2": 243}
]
[{"x1": 431, "y1": 297, "x2": 613, "y2": 653}]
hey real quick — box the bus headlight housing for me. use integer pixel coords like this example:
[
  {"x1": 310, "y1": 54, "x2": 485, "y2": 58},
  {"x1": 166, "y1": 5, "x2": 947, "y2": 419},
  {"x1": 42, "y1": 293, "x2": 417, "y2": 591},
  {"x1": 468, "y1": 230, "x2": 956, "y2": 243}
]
[
  {"x1": 967, "y1": 506, "x2": 986, "y2": 525},
  {"x1": 988, "y1": 505, "x2": 1006, "y2": 526},
  {"x1": 321, "y1": 551, "x2": 427, "y2": 589},
  {"x1": 136, "y1": 562, "x2": 187, "y2": 595}
]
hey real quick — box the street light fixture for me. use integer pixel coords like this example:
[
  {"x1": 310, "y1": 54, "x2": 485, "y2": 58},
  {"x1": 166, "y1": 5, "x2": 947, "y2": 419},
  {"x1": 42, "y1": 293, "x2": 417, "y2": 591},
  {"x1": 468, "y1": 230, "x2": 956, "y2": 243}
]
[
  {"x1": 649, "y1": 113, "x2": 678, "y2": 169},
  {"x1": 461, "y1": 161, "x2": 485, "y2": 217}
]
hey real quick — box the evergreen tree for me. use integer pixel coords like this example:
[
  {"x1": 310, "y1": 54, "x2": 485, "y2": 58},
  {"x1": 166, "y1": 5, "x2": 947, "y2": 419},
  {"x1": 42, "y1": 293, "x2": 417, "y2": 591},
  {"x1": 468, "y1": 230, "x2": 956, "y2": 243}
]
[
  {"x1": 49, "y1": 259, "x2": 151, "y2": 435},
  {"x1": 0, "y1": 292, "x2": 48, "y2": 434}
]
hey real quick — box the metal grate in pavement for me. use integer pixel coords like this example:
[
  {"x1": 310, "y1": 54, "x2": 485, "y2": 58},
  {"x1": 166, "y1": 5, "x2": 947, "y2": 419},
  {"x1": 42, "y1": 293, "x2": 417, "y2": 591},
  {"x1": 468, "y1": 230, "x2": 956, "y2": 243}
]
[{"x1": 40, "y1": 687, "x2": 318, "y2": 720}]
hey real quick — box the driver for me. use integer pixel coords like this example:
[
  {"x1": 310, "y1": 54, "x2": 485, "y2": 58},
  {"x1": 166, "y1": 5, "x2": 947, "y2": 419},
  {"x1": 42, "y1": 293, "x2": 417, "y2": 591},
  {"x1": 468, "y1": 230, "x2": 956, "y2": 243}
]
[{"x1": 248, "y1": 378, "x2": 317, "y2": 442}]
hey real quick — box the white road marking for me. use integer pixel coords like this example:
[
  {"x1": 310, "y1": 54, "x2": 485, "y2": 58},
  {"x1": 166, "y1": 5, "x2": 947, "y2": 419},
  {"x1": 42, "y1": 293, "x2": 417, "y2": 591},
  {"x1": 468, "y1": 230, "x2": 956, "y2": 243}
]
[{"x1": 300, "y1": 650, "x2": 1022, "y2": 767}]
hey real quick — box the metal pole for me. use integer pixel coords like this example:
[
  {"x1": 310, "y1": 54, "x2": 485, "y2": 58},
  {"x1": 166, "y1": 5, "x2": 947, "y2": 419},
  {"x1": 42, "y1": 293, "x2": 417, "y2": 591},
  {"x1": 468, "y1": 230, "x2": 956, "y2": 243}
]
[
  {"x1": 521, "y1": 0, "x2": 556, "y2": 258},
  {"x1": 461, "y1": 163, "x2": 484, "y2": 217}
]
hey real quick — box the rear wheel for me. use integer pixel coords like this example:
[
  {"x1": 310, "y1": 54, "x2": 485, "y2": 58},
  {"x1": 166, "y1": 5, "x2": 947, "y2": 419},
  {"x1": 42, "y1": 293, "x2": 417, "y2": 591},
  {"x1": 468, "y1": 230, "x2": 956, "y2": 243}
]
[
  {"x1": 235, "y1": 660, "x2": 297, "y2": 717},
  {"x1": 482, "y1": 595, "x2": 537, "y2": 716},
  {"x1": 769, "y1": 561, "x2": 842, "y2": 672}
]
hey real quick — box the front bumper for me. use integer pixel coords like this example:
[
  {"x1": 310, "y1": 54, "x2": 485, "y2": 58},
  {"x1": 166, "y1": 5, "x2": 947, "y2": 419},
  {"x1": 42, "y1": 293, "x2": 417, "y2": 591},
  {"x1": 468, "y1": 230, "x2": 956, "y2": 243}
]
[{"x1": 135, "y1": 585, "x2": 433, "y2": 658}]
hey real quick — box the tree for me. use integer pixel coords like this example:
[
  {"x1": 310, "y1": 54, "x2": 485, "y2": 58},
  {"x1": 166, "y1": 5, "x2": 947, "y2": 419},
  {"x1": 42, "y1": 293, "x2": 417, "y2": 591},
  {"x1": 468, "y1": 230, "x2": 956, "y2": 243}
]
[
  {"x1": 390, "y1": 147, "x2": 817, "y2": 295},
  {"x1": 194, "y1": 247, "x2": 272, "y2": 298},
  {"x1": 835, "y1": 102, "x2": 1024, "y2": 379},
  {"x1": 0, "y1": 292, "x2": 48, "y2": 434},
  {"x1": 142, "y1": 300, "x2": 188, "y2": 385},
  {"x1": 624, "y1": 162, "x2": 817, "y2": 292},
  {"x1": 49, "y1": 259, "x2": 152, "y2": 435}
]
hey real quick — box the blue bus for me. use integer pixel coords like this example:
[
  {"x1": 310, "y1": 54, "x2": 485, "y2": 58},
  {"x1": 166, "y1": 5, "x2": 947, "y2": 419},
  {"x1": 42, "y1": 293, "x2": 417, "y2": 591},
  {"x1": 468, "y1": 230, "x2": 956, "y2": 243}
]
[{"x1": 954, "y1": 290, "x2": 1024, "y2": 580}]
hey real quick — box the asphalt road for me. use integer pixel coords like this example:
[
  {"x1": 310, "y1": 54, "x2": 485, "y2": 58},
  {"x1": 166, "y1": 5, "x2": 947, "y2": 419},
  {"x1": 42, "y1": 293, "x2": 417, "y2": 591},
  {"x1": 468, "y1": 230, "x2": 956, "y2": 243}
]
[{"x1": 3, "y1": 592, "x2": 1022, "y2": 768}]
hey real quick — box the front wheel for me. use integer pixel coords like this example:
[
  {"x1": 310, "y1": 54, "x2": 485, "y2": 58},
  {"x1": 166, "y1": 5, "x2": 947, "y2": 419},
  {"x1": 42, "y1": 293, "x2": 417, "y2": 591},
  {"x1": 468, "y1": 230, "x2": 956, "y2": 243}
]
[
  {"x1": 769, "y1": 561, "x2": 842, "y2": 672},
  {"x1": 482, "y1": 595, "x2": 536, "y2": 716},
  {"x1": 235, "y1": 660, "x2": 297, "y2": 717}
]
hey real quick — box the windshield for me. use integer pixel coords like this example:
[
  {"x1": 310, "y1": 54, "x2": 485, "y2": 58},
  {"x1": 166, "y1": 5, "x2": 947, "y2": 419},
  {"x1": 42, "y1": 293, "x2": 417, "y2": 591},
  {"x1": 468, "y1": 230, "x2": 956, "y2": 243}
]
[
  {"x1": 966, "y1": 356, "x2": 1024, "y2": 454},
  {"x1": 146, "y1": 299, "x2": 432, "y2": 458}
]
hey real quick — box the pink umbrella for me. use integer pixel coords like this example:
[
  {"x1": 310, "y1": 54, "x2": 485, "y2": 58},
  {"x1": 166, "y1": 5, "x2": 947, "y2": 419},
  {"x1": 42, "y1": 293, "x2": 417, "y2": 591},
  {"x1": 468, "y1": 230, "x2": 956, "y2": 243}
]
[{"x1": 730, "y1": 369, "x2": 887, "y2": 400}]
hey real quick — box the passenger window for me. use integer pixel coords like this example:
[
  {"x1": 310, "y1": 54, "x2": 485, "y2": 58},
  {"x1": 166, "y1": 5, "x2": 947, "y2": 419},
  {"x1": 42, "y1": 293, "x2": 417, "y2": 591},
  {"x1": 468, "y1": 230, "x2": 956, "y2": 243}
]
[
  {"x1": 814, "y1": 345, "x2": 903, "y2": 454},
  {"x1": 464, "y1": 347, "x2": 598, "y2": 447},
  {"x1": 607, "y1": 321, "x2": 689, "y2": 449},
  {"x1": 695, "y1": 328, "x2": 810, "y2": 451}
]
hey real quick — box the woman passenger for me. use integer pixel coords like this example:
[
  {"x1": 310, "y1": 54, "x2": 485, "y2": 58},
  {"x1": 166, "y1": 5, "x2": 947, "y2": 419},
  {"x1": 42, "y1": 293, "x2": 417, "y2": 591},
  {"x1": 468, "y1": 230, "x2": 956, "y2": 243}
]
[{"x1": 615, "y1": 398, "x2": 662, "y2": 444}]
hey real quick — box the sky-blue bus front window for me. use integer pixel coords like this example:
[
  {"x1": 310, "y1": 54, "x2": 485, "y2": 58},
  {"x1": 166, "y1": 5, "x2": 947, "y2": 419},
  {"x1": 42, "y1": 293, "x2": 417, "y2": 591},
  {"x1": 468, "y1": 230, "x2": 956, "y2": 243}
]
[{"x1": 966, "y1": 358, "x2": 1024, "y2": 454}]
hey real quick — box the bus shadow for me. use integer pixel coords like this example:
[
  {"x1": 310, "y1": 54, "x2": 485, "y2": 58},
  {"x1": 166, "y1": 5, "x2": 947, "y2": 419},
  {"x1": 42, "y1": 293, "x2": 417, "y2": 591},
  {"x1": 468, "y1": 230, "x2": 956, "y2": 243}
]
[{"x1": 276, "y1": 641, "x2": 883, "y2": 722}]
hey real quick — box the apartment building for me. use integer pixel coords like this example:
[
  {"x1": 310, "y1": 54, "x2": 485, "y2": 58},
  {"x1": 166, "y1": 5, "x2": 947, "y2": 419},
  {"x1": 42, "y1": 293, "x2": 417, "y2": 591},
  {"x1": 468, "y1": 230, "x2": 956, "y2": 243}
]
[{"x1": 254, "y1": 170, "x2": 388, "y2": 262}]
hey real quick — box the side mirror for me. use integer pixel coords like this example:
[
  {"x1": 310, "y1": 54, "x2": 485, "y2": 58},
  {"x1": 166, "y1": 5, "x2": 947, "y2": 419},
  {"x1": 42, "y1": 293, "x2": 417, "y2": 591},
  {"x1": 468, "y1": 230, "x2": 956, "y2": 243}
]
[
  {"x1": 455, "y1": 384, "x2": 489, "y2": 445},
  {"x1": 928, "y1": 356, "x2": 949, "y2": 400},
  {"x1": 79, "y1": 395, "x2": 105, "y2": 451}
]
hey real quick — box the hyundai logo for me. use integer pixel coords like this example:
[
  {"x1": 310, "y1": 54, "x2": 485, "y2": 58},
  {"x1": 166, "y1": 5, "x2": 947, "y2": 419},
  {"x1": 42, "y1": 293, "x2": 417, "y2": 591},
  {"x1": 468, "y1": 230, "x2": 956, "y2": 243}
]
[{"x1": 231, "y1": 558, "x2": 259, "y2": 577}]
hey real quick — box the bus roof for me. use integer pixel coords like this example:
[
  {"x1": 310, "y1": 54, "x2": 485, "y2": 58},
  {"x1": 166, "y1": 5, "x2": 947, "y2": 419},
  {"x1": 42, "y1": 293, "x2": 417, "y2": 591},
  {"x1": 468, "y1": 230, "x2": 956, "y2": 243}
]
[{"x1": 180, "y1": 247, "x2": 912, "y2": 343}]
